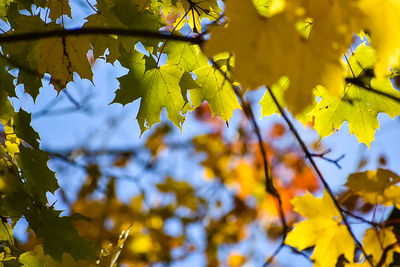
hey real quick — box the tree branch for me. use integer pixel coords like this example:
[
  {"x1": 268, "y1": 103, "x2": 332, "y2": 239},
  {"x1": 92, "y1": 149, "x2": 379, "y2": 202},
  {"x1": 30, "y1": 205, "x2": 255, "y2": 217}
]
[
  {"x1": 345, "y1": 77, "x2": 400, "y2": 104},
  {"x1": 0, "y1": 27, "x2": 203, "y2": 44},
  {"x1": 267, "y1": 88, "x2": 374, "y2": 267},
  {"x1": 208, "y1": 58, "x2": 288, "y2": 267}
]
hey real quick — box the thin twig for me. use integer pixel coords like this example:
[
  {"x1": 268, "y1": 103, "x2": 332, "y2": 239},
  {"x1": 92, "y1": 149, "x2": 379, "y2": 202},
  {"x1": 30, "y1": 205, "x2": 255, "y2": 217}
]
[
  {"x1": 267, "y1": 88, "x2": 374, "y2": 267},
  {"x1": 309, "y1": 149, "x2": 345, "y2": 169},
  {"x1": 62, "y1": 90, "x2": 81, "y2": 109},
  {"x1": 84, "y1": 0, "x2": 98, "y2": 13},
  {"x1": 0, "y1": 27, "x2": 203, "y2": 44},
  {"x1": 342, "y1": 209, "x2": 378, "y2": 227},
  {"x1": 156, "y1": 8, "x2": 190, "y2": 67}
]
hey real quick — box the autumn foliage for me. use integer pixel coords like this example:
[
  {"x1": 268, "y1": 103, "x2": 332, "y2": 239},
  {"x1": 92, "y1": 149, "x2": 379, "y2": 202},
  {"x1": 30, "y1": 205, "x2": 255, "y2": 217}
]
[{"x1": 1, "y1": 0, "x2": 400, "y2": 266}]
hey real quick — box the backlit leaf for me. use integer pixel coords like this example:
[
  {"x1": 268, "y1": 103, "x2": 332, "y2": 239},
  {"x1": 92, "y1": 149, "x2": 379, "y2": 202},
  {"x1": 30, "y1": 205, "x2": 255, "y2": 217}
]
[
  {"x1": 345, "y1": 168, "x2": 400, "y2": 207},
  {"x1": 286, "y1": 191, "x2": 355, "y2": 266},
  {"x1": 39, "y1": 36, "x2": 92, "y2": 92},
  {"x1": 307, "y1": 44, "x2": 400, "y2": 147}
]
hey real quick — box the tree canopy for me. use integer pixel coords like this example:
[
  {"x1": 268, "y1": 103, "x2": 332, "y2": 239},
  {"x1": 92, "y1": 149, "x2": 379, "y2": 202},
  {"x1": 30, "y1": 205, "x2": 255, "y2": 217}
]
[{"x1": 1, "y1": 0, "x2": 400, "y2": 266}]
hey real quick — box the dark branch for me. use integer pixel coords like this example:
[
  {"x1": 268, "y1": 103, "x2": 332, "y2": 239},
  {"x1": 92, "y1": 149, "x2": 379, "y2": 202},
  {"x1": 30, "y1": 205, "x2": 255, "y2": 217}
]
[
  {"x1": 207, "y1": 58, "x2": 288, "y2": 266},
  {"x1": 345, "y1": 77, "x2": 400, "y2": 104},
  {"x1": 0, "y1": 27, "x2": 203, "y2": 44},
  {"x1": 342, "y1": 209, "x2": 378, "y2": 227},
  {"x1": 267, "y1": 88, "x2": 374, "y2": 267}
]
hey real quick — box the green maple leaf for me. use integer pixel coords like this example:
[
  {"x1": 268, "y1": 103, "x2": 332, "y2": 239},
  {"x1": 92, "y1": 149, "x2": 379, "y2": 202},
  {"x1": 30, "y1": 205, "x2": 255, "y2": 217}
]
[
  {"x1": 164, "y1": 42, "x2": 208, "y2": 72},
  {"x1": 0, "y1": 57, "x2": 16, "y2": 98},
  {"x1": 136, "y1": 64, "x2": 190, "y2": 132},
  {"x1": 179, "y1": 71, "x2": 199, "y2": 103},
  {"x1": 84, "y1": 0, "x2": 123, "y2": 63},
  {"x1": 14, "y1": 110, "x2": 40, "y2": 149},
  {"x1": 2, "y1": 15, "x2": 46, "y2": 100},
  {"x1": 191, "y1": 63, "x2": 240, "y2": 121},
  {"x1": 308, "y1": 43, "x2": 400, "y2": 147},
  {"x1": 259, "y1": 76, "x2": 288, "y2": 116},
  {"x1": 114, "y1": 49, "x2": 146, "y2": 105},
  {"x1": 17, "y1": 146, "x2": 58, "y2": 203},
  {"x1": 115, "y1": 50, "x2": 191, "y2": 132},
  {"x1": 111, "y1": 0, "x2": 161, "y2": 30},
  {"x1": 85, "y1": 0, "x2": 162, "y2": 60},
  {"x1": 24, "y1": 206, "x2": 96, "y2": 262}
]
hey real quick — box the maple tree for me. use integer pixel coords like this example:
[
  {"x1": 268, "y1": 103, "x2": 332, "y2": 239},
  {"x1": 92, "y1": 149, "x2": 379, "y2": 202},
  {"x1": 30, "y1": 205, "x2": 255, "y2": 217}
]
[{"x1": 1, "y1": 0, "x2": 400, "y2": 266}]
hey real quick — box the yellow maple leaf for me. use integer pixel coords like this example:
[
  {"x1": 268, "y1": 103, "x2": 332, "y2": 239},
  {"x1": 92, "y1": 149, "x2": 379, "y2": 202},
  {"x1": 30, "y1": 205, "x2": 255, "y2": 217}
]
[
  {"x1": 204, "y1": 0, "x2": 297, "y2": 91},
  {"x1": 285, "y1": 191, "x2": 355, "y2": 267},
  {"x1": 346, "y1": 168, "x2": 400, "y2": 208},
  {"x1": 362, "y1": 227, "x2": 399, "y2": 266},
  {"x1": 346, "y1": 227, "x2": 399, "y2": 267},
  {"x1": 359, "y1": 0, "x2": 400, "y2": 77},
  {"x1": 205, "y1": 0, "x2": 359, "y2": 114}
]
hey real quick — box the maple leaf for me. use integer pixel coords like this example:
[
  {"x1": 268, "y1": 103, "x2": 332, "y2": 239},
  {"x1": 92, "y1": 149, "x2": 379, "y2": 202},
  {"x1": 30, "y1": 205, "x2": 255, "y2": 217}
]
[
  {"x1": 345, "y1": 168, "x2": 400, "y2": 208},
  {"x1": 345, "y1": 227, "x2": 399, "y2": 266},
  {"x1": 205, "y1": 0, "x2": 356, "y2": 114},
  {"x1": 1, "y1": 14, "x2": 48, "y2": 100},
  {"x1": 191, "y1": 62, "x2": 241, "y2": 121},
  {"x1": 259, "y1": 77, "x2": 288, "y2": 116},
  {"x1": 307, "y1": 44, "x2": 400, "y2": 147},
  {"x1": 204, "y1": 0, "x2": 296, "y2": 91},
  {"x1": 164, "y1": 42, "x2": 208, "y2": 72},
  {"x1": 359, "y1": 0, "x2": 400, "y2": 77},
  {"x1": 285, "y1": 191, "x2": 355, "y2": 266},
  {"x1": 133, "y1": 63, "x2": 191, "y2": 132},
  {"x1": 24, "y1": 206, "x2": 96, "y2": 262},
  {"x1": 14, "y1": 110, "x2": 40, "y2": 149},
  {"x1": 17, "y1": 146, "x2": 59, "y2": 203},
  {"x1": 38, "y1": 35, "x2": 93, "y2": 92},
  {"x1": 361, "y1": 227, "x2": 399, "y2": 266},
  {"x1": 46, "y1": 0, "x2": 71, "y2": 22},
  {"x1": 114, "y1": 49, "x2": 147, "y2": 105}
]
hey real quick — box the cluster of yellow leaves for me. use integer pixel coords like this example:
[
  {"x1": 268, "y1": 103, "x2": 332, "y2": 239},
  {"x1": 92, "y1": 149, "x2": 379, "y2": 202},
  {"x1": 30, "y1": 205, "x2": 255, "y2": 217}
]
[
  {"x1": 158, "y1": 0, "x2": 222, "y2": 33},
  {"x1": 0, "y1": 123, "x2": 20, "y2": 157},
  {"x1": 206, "y1": 0, "x2": 400, "y2": 119},
  {"x1": 287, "y1": 169, "x2": 400, "y2": 266},
  {"x1": 193, "y1": 108, "x2": 320, "y2": 225}
]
